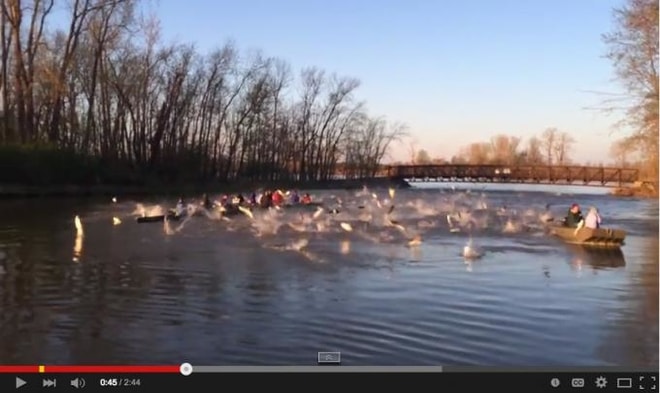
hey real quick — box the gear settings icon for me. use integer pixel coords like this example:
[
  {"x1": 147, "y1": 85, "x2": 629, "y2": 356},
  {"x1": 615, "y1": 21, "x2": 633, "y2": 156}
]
[{"x1": 595, "y1": 376, "x2": 608, "y2": 388}]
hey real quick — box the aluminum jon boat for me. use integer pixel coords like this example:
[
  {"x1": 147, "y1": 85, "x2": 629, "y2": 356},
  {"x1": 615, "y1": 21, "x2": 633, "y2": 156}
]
[{"x1": 550, "y1": 224, "x2": 626, "y2": 248}]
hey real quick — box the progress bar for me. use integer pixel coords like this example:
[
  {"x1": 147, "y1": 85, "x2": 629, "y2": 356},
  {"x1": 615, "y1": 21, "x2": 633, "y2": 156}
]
[{"x1": 189, "y1": 366, "x2": 444, "y2": 373}]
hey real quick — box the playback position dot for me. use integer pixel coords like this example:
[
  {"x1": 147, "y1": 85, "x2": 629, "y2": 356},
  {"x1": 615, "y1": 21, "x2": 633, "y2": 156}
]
[{"x1": 180, "y1": 363, "x2": 193, "y2": 376}]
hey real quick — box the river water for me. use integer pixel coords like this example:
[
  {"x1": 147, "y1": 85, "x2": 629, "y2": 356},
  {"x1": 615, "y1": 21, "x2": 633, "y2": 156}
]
[{"x1": 0, "y1": 183, "x2": 657, "y2": 367}]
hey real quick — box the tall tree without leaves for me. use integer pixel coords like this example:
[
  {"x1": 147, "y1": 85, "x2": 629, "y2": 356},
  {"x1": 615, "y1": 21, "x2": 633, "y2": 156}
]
[{"x1": 603, "y1": 0, "x2": 659, "y2": 183}]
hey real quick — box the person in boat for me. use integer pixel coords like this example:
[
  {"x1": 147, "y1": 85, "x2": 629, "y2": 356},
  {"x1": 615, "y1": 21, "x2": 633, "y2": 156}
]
[
  {"x1": 249, "y1": 192, "x2": 257, "y2": 205},
  {"x1": 220, "y1": 194, "x2": 229, "y2": 208},
  {"x1": 272, "y1": 190, "x2": 284, "y2": 205},
  {"x1": 175, "y1": 197, "x2": 186, "y2": 216},
  {"x1": 563, "y1": 203, "x2": 584, "y2": 228},
  {"x1": 231, "y1": 194, "x2": 244, "y2": 205},
  {"x1": 584, "y1": 206, "x2": 602, "y2": 229},
  {"x1": 260, "y1": 190, "x2": 272, "y2": 208},
  {"x1": 290, "y1": 190, "x2": 300, "y2": 204},
  {"x1": 301, "y1": 193, "x2": 312, "y2": 205},
  {"x1": 201, "y1": 193, "x2": 213, "y2": 210}
]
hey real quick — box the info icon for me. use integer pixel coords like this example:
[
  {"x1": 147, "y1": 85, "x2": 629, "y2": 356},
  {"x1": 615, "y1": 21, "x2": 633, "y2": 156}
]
[{"x1": 550, "y1": 378, "x2": 560, "y2": 388}]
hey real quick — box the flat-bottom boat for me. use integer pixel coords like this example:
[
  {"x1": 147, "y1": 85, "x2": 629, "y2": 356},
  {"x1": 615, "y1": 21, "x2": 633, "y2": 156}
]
[
  {"x1": 550, "y1": 224, "x2": 626, "y2": 248},
  {"x1": 136, "y1": 213, "x2": 181, "y2": 223}
]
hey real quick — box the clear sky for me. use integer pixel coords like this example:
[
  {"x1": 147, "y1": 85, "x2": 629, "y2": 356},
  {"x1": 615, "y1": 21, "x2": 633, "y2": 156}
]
[{"x1": 151, "y1": 0, "x2": 626, "y2": 164}]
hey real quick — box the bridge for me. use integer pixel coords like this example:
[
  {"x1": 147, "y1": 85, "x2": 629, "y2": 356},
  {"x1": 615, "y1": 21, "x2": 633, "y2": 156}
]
[{"x1": 386, "y1": 164, "x2": 639, "y2": 186}]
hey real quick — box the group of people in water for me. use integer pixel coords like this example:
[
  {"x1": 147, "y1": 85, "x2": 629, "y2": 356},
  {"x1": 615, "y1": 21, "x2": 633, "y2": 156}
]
[
  {"x1": 563, "y1": 203, "x2": 602, "y2": 229},
  {"x1": 173, "y1": 189, "x2": 314, "y2": 216}
]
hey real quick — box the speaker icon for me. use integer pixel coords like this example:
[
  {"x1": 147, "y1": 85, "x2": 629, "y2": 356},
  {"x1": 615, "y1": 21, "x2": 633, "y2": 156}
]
[{"x1": 71, "y1": 377, "x2": 86, "y2": 388}]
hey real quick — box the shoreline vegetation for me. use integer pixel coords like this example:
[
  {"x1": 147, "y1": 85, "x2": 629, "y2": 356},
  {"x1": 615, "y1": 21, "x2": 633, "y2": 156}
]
[
  {"x1": 0, "y1": 4, "x2": 407, "y2": 202},
  {"x1": 610, "y1": 182, "x2": 659, "y2": 198},
  {"x1": 0, "y1": 177, "x2": 412, "y2": 198}
]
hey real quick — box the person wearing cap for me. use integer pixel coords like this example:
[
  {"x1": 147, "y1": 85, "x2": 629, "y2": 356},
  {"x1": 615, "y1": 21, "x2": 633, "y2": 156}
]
[
  {"x1": 564, "y1": 203, "x2": 584, "y2": 228},
  {"x1": 584, "y1": 206, "x2": 602, "y2": 229}
]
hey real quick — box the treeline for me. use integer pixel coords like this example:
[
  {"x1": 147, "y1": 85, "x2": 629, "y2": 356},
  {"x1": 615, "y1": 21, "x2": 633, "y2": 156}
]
[
  {"x1": 450, "y1": 128, "x2": 574, "y2": 165},
  {"x1": 603, "y1": 0, "x2": 658, "y2": 183},
  {"x1": 401, "y1": 128, "x2": 575, "y2": 166},
  {"x1": 0, "y1": 0, "x2": 404, "y2": 186}
]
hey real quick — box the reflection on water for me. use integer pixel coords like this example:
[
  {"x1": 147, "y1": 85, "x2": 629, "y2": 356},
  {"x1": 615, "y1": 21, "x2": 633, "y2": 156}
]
[
  {"x1": 0, "y1": 185, "x2": 657, "y2": 367},
  {"x1": 566, "y1": 245, "x2": 626, "y2": 270}
]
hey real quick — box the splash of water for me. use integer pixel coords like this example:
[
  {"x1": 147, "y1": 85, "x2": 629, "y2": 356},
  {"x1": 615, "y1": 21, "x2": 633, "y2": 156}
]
[
  {"x1": 503, "y1": 219, "x2": 520, "y2": 233},
  {"x1": 340, "y1": 240, "x2": 351, "y2": 254},
  {"x1": 163, "y1": 216, "x2": 175, "y2": 235},
  {"x1": 286, "y1": 238, "x2": 309, "y2": 251},
  {"x1": 132, "y1": 203, "x2": 164, "y2": 217},
  {"x1": 72, "y1": 215, "x2": 83, "y2": 262},
  {"x1": 113, "y1": 217, "x2": 122, "y2": 225},
  {"x1": 74, "y1": 215, "x2": 83, "y2": 236},
  {"x1": 73, "y1": 234, "x2": 83, "y2": 262},
  {"x1": 463, "y1": 237, "x2": 482, "y2": 259}
]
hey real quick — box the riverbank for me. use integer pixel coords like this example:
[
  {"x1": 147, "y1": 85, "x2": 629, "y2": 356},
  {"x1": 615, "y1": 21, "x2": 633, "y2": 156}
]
[
  {"x1": 0, "y1": 177, "x2": 411, "y2": 198},
  {"x1": 610, "y1": 181, "x2": 658, "y2": 198}
]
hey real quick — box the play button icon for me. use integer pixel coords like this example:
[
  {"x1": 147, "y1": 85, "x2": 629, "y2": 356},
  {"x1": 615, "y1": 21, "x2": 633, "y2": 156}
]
[{"x1": 16, "y1": 377, "x2": 26, "y2": 389}]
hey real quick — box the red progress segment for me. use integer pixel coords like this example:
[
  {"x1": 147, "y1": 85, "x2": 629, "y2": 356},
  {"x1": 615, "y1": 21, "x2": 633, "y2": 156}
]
[{"x1": 0, "y1": 365, "x2": 180, "y2": 373}]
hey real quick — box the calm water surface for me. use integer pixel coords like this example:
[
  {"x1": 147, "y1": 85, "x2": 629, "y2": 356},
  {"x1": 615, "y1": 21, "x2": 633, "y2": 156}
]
[{"x1": 0, "y1": 183, "x2": 657, "y2": 366}]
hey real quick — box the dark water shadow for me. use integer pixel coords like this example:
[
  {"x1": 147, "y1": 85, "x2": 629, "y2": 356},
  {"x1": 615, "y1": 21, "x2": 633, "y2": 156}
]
[{"x1": 564, "y1": 244, "x2": 626, "y2": 270}]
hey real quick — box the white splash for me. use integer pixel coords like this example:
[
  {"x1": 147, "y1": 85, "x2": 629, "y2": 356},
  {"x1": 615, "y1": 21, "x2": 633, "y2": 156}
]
[
  {"x1": 74, "y1": 215, "x2": 83, "y2": 236},
  {"x1": 312, "y1": 206, "x2": 324, "y2": 220},
  {"x1": 462, "y1": 238, "x2": 482, "y2": 259},
  {"x1": 132, "y1": 203, "x2": 164, "y2": 217},
  {"x1": 163, "y1": 215, "x2": 175, "y2": 235},
  {"x1": 407, "y1": 234, "x2": 422, "y2": 247},
  {"x1": 238, "y1": 206, "x2": 254, "y2": 220},
  {"x1": 388, "y1": 187, "x2": 395, "y2": 199},
  {"x1": 286, "y1": 238, "x2": 309, "y2": 251},
  {"x1": 340, "y1": 240, "x2": 351, "y2": 254},
  {"x1": 112, "y1": 197, "x2": 117, "y2": 203},
  {"x1": 73, "y1": 215, "x2": 83, "y2": 262},
  {"x1": 340, "y1": 222, "x2": 353, "y2": 232},
  {"x1": 112, "y1": 217, "x2": 122, "y2": 225},
  {"x1": 503, "y1": 219, "x2": 520, "y2": 233}
]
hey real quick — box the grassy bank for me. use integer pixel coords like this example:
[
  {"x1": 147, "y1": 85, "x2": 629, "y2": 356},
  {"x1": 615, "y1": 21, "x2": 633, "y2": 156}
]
[
  {"x1": 0, "y1": 178, "x2": 410, "y2": 198},
  {"x1": 0, "y1": 144, "x2": 410, "y2": 198},
  {"x1": 610, "y1": 181, "x2": 658, "y2": 198}
]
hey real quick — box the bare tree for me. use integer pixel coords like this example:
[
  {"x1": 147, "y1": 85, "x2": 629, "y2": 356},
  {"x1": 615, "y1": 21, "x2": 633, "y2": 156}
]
[
  {"x1": 524, "y1": 136, "x2": 543, "y2": 165},
  {"x1": 603, "y1": 0, "x2": 659, "y2": 182},
  {"x1": 415, "y1": 148, "x2": 431, "y2": 164},
  {"x1": 0, "y1": 3, "x2": 408, "y2": 186},
  {"x1": 609, "y1": 138, "x2": 636, "y2": 166},
  {"x1": 490, "y1": 134, "x2": 521, "y2": 165},
  {"x1": 540, "y1": 127, "x2": 558, "y2": 165},
  {"x1": 552, "y1": 131, "x2": 575, "y2": 165},
  {"x1": 407, "y1": 136, "x2": 418, "y2": 164}
]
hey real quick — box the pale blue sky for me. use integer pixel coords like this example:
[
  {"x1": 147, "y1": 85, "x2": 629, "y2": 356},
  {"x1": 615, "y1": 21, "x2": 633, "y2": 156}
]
[{"x1": 151, "y1": 0, "x2": 626, "y2": 163}]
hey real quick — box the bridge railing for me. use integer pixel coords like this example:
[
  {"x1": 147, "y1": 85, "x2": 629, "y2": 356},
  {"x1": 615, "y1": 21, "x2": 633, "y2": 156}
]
[{"x1": 386, "y1": 164, "x2": 639, "y2": 185}]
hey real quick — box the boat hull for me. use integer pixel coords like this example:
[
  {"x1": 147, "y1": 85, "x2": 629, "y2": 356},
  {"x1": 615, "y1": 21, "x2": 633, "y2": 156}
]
[
  {"x1": 136, "y1": 214, "x2": 180, "y2": 223},
  {"x1": 550, "y1": 225, "x2": 626, "y2": 248},
  {"x1": 220, "y1": 202, "x2": 326, "y2": 216}
]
